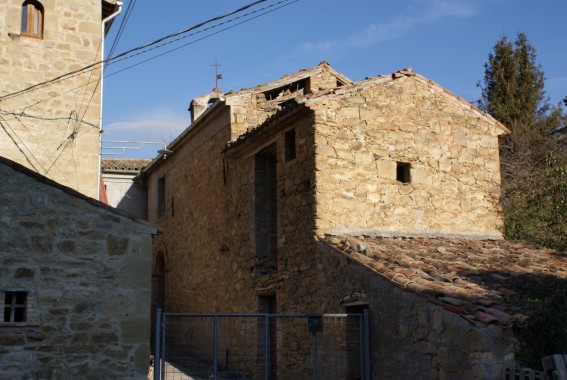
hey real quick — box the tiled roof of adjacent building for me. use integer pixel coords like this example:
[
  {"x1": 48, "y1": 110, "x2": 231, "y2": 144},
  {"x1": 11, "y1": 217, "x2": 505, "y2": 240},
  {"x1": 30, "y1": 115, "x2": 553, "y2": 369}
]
[
  {"x1": 102, "y1": 158, "x2": 152, "y2": 172},
  {"x1": 320, "y1": 235, "x2": 567, "y2": 328}
]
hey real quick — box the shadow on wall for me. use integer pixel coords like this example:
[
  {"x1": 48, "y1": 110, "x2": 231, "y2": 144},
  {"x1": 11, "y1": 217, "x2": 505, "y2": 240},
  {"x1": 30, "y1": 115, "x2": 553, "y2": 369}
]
[
  {"x1": 464, "y1": 270, "x2": 567, "y2": 369},
  {"x1": 115, "y1": 181, "x2": 146, "y2": 219}
]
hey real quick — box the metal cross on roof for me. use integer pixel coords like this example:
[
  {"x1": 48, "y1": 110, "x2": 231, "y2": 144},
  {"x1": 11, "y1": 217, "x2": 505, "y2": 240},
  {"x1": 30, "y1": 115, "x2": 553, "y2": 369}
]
[{"x1": 211, "y1": 60, "x2": 222, "y2": 89}]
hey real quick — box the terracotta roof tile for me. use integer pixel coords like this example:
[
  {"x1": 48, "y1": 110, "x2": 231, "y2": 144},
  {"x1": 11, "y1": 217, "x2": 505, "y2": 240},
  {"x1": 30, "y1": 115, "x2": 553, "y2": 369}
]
[
  {"x1": 321, "y1": 235, "x2": 567, "y2": 328},
  {"x1": 102, "y1": 158, "x2": 152, "y2": 172}
]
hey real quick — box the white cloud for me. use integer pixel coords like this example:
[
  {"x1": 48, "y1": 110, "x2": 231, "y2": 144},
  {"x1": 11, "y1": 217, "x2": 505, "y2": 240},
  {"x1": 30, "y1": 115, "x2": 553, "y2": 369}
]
[
  {"x1": 102, "y1": 108, "x2": 188, "y2": 157},
  {"x1": 103, "y1": 108, "x2": 188, "y2": 142},
  {"x1": 301, "y1": 0, "x2": 478, "y2": 52}
]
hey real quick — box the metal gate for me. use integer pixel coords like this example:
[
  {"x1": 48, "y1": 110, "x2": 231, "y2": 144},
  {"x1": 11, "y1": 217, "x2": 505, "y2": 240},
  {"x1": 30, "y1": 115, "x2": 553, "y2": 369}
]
[{"x1": 153, "y1": 310, "x2": 370, "y2": 380}]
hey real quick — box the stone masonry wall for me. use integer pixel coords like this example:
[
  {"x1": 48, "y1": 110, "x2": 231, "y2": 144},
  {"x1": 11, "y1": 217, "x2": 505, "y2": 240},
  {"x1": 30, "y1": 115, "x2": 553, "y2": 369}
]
[
  {"x1": 219, "y1": 102, "x2": 515, "y2": 378},
  {"x1": 147, "y1": 108, "x2": 248, "y2": 313},
  {"x1": 0, "y1": 161, "x2": 154, "y2": 379},
  {"x1": 310, "y1": 74, "x2": 506, "y2": 239},
  {"x1": 0, "y1": 0, "x2": 105, "y2": 198},
  {"x1": 315, "y1": 241, "x2": 517, "y2": 380},
  {"x1": 147, "y1": 104, "x2": 323, "y2": 376}
]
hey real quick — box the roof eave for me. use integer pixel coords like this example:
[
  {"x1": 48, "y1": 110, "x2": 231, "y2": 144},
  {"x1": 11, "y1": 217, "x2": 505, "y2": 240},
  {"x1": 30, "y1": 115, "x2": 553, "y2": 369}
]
[{"x1": 141, "y1": 100, "x2": 228, "y2": 177}]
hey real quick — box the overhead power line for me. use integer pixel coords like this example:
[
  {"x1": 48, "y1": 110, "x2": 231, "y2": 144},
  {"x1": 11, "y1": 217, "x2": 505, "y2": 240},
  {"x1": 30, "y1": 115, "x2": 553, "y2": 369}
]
[
  {"x1": 0, "y1": 109, "x2": 99, "y2": 128},
  {"x1": 106, "y1": 0, "x2": 137, "y2": 63},
  {"x1": 0, "y1": 0, "x2": 274, "y2": 103},
  {"x1": 105, "y1": 0, "x2": 299, "y2": 79}
]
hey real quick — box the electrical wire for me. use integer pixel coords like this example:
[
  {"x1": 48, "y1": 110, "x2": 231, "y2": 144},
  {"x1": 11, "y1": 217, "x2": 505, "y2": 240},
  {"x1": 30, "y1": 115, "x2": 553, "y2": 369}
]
[
  {"x1": 105, "y1": 0, "x2": 299, "y2": 78},
  {"x1": 104, "y1": 0, "x2": 294, "y2": 70},
  {"x1": 0, "y1": 0, "x2": 270, "y2": 102},
  {"x1": 0, "y1": 109, "x2": 99, "y2": 128},
  {"x1": 74, "y1": 38, "x2": 103, "y2": 132},
  {"x1": 106, "y1": 0, "x2": 137, "y2": 63},
  {"x1": 0, "y1": 115, "x2": 46, "y2": 173}
]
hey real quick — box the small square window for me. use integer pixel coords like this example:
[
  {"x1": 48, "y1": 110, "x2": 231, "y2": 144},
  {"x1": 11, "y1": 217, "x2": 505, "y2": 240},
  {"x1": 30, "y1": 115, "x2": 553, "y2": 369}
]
[
  {"x1": 396, "y1": 162, "x2": 411, "y2": 183},
  {"x1": 3, "y1": 291, "x2": 28, "y2": 323},
  {"x1": 285, "y1": 129, "x2": 296, "y2": 162}
]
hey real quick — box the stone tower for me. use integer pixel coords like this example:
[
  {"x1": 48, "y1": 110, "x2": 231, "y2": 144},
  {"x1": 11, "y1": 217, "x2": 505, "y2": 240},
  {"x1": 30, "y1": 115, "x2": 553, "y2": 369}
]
[{"x1": 0, "y1": 0, "x2": 121, "y2": 199}]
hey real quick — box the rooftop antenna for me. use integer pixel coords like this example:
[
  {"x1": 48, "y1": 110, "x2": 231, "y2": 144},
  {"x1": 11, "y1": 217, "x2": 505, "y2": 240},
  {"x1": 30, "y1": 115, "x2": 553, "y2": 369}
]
[{"x1": 211, "y1": 60, "x2": 222, "y2": 90}]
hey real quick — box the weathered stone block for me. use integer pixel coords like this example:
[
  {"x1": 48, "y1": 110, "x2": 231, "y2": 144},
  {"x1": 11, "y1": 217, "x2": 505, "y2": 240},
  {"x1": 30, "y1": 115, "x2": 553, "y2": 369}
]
[
  {"x1": 120, "y1": 319, "x2": 149, "y2": 344},
  {"x1": 107, "y1": 235, "x2": 129, "y2": 256}
]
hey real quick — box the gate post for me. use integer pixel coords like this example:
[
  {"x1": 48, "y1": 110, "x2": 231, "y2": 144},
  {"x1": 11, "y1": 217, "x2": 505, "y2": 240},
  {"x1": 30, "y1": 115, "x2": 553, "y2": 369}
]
[
  {"x1": 308, "y1": 315, "x2": 323, "y2": 380},
  {"x1": 213, "y1": 316, "x2": 219, "y2": 380},
  {"x1": 154, "y1": 308, "x2": 161, "y2": 380},
  {"x1": 264, "y1": 314, "x2": 270, "y2": 380},
  {"x1": 363, "y1": 309, "x2": 371, "y2": 380}
]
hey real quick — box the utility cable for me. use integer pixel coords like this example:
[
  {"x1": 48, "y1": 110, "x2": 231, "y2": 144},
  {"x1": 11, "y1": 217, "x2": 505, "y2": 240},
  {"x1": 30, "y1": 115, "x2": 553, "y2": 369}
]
[
  {"x1": 75, "y1": 38, "x2": 103, "y2": 131},
  {"x1": 0, "y1": 109, "x2": 99, "y2": 128},
  {"x1": 104, "y1": 0, "x2": 293, "y2": 70},
  {"x1": 0, "y1": 115, "x2": 46, "y2": 173},
  {"x1": 105, "y1": 0, "x2": 298, "y2": 78},
  {"x1": 106, "y1": 0, "x2": 137, "y2": 63},
  {"x1": 18, "y1": 76, "x2": 101, "y2": 113},
  {"x1": 0, "y1": 0, "x2": 269, "y2": 102}
]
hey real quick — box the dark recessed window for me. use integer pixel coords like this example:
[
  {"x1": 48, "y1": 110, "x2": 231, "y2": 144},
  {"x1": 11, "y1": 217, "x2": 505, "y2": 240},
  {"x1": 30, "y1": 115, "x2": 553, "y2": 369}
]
[
  {"x1": 157, "y1": 175, "x2": 166, "y2": 219},
  {"x1": 3, "y1": 291, "x2": 28, "y2": 323},
  {"x1": 285, "y1": 129, "x2": 296, "y2": 162},
  {"x1": 396, "y1": 162, "x2": 411, "y2": 183},
  {"x1": 21, "y1": 1, "x2": 44, "y2": 39}
]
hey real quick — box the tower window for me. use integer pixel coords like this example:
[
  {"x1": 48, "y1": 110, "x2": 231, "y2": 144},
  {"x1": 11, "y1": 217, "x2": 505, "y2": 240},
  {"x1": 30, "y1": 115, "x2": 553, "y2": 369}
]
[
  {"x1": 21, "y1": 1, "x2": 44, "y2": 39},
  {"x1": 396, "y1": 162, "x2": 411, "y2": 183}
]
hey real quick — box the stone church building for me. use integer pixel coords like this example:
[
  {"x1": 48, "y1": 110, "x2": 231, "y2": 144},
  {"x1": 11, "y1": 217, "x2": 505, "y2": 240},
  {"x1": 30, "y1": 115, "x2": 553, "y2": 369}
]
[
  {"x1": 142, "y1": 62, "x2": 567, "y2": 379},
  {"x1": 0, "y1": 0, "x2": 121, "y2": 199}
]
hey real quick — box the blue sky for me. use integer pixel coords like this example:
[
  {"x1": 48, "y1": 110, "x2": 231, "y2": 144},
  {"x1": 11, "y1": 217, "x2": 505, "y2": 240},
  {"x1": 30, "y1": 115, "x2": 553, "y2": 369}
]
[{"x1": 101, "y1": 0, "x2": 567, "y2": 158}]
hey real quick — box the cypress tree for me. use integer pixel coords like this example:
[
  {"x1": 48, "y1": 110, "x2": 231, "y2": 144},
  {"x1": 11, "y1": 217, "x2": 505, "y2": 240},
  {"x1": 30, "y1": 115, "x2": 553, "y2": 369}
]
[{"x1": 478, "y1": 32, "x2": 566, "y2": 251}]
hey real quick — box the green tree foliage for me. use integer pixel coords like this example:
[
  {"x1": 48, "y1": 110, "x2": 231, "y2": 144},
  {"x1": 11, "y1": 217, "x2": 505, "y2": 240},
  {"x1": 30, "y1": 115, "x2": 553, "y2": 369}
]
[
  {"x1": 479, "y1": 32, "x2": 566, "y2": 251},
  {"x1": 479, "y1": 33, "x2": 547, "y2": 129},
  {"x1": 513, "y1": 276, "x2": 567, "y2": 369}
]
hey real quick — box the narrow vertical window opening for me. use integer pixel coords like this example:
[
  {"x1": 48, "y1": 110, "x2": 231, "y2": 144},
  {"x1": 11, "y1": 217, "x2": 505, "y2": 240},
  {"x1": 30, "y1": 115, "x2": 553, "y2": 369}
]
[
  {"x1": 255, "y1": 144, "x2": 278, "y2": 274},
  {"x1": 396, "y1": 162, "x2": 411, "y2": 184},
  {"x1": 285, "y1": 129, "x2": 296, "y2": 162}
]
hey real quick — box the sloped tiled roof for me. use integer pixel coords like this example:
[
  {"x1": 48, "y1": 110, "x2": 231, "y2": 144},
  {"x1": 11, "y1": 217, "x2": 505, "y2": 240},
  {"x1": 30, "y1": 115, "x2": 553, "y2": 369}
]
[
  {"x1": 320, "y1": 235, "x2": 567, "y2": 328},
  {"x1": 102, "y1": 158, "x2": 152, "y2": 172}
]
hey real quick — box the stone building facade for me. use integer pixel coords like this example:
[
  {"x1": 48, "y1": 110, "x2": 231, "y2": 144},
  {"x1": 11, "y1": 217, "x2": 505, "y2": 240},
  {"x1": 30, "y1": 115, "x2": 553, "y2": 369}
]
[
  {"x1": 142, "y1": 62, "x2": 566, "y2": 378},
  {"x1": 0, "y1": 157, "x2": 156, "y2": 379},
  {"x1": 0, "y1": 0, "x2": 120, "y2": 199}
]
